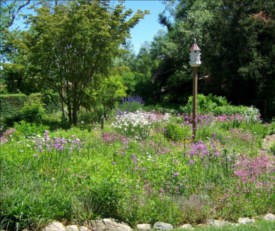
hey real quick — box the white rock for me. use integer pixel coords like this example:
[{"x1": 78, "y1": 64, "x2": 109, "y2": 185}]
[
  {"x1": 43, "y1": 222, "x2": 66, "y2": 231},
  {"x1": 238, "y1": 218, "x2": 255, "y2": 224},
  {"x1": 85, "y1": 219, "x2": 132, "y2": 231},
  {"x1": 79, "y1": 226, "x2": 88, "y2": 231},
  {"x1": 179, "y1": 224, "x2": 193, "y2": 229},
  {"x1": 66, "y1": 225, "x2": 78, "y2": 231},
  {"x1": 263, "y1": 213, "x2": 275, "y2": 221},
  {"x1": 153, "y1": 222, "x2": 173, "y2": 230},
  {"x1": 137, "y1": 224, "x2": 151, "y2": 230},
  {"x1": 103, "y1": 218, "x2": 132, "y2": 231},
  {"x1": 206, "y1": 219, "x2": 233, "y2": 227}
]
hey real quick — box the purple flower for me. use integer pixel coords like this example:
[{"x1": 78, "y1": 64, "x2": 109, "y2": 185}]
[
  {"x1": 212, "y1": 132, "x2": 216, "y2": 139},
  {"x1": 174, "y1": 172, "x2": 179, "y2": 177},
  {"x1": 112, "y1": 162, "x2": 116, "y2": 166},
  {"x1": 33, "y1": 154, "x2": 37, "y2": 157}
]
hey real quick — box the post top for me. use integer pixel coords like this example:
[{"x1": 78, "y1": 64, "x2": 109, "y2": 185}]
[{"x1": 189, "y1": 38, "x2": 201, "y2": 51}]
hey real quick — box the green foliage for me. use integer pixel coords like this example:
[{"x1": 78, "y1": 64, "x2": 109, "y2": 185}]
[
  {"x1": 116, "y1": 97, "x2": 145, "y2": 113},
  {"x1": 0, "y1": 94, "x2": 27, "y2": 119},
  {"x1": 90, "y1": 75, "x2": 127, "y2": 112},
  {"x1": 41, "y1": 90, "x2": 62, "y2": 114},
  {"x1": 144, "y1": 102, "x2": 182, "y2": 114},
  {"x1": 20, "y1": 97, "x2": 45, "y2": 123},
  {"x1": 4, "y1": 97, "x2": 45, "y2": 126},
  {"x1": 9, "y1": 1, "x2": 148, "y2": 125},
  {"x1": 78, "y1": 180, "x2": 123, "y2": 220},
  {"x1": 13, "y1": 121, "x2": 49, "y2": 139},
  {"x1": 213, "y1": 105, "x2": 261, "y2": 120},
  {"x1": 1, "y1": 108, "x2": 274, "y2": 230},
  {"x1": 181, "y1": 94, "x2": 229, "y2": 114},
  {"x1": 270, "y1": 142, "x2": 275, "y2": 156},
  {"x1": 121, "y1": 72, "x2": 137, "y2": 95},
  {"x1": 165, "y1": 122, "x2": 191, "y2": 141}
]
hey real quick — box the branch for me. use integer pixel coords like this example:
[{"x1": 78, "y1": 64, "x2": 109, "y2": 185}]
[
  {"x1": 8, "y1": 0, "x2": 31, "y2": 28},
  {"x1": 155, "y1": 75, "x2": 210, "y2": 95}
]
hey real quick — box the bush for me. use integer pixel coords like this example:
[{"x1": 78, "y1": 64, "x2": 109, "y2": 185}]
[
  {"x1": 213, "y1": 105, "x2": 261, "y2": 122},
  {"x1": 165, "y1": 122, "x2": 192, "y2": 141},
  {"x1": 116, "y1": 95, "x2": 145, "y2": 114},
  {"x1": 13, "y1": 121, "x2": 49, "y2": 139},
  {"x1": 4, "y1": 97, "x2": 45, "y2": 127},
  {"x1": 0, "y1": 94, "x2": 27, "y2": 118},
  {"x1": 41, "y1": 90, "x2": 62, "y2": 114},
  {"x1": 181, "y1": 94, "x2": 229, "y2": 115}
]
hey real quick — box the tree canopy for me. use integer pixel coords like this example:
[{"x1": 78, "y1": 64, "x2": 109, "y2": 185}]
[{"x1": 3, "y1": 0, "x2": 149, "y2": 125}]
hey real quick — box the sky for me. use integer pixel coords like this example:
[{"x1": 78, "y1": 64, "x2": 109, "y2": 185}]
[{"x1": 9, "y1": 0, "x2": 171, "y2": 55}]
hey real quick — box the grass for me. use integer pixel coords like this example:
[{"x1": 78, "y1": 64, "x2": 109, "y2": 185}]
[
  {"x1": 185, "y1": 220, "x2": 275, "y2": 231},
  {"x1": 1, "y1": 109, "x2": 275, "y2": 231}
]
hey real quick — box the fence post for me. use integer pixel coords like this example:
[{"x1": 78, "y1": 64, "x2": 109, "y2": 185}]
[{"x1": 101, "y1": 117, "x2": 105, "y2": 130}]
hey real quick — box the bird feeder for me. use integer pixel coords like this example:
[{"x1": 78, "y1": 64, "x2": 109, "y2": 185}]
[
  {"x1": 189, "y1": 38, "x2": 201, "y2": 67},
  {"x1": 189, "y1": 38, "x2": 201, "y2": 140}
]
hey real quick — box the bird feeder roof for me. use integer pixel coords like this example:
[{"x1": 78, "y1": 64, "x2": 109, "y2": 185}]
[{"x1": 189, "y1": 42, "x2": 201, "y2": 51}]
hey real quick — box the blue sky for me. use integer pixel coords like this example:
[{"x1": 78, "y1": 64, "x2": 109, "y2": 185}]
[{"x1": 9, "y1": 0, "x2": 171, "y2": 55}]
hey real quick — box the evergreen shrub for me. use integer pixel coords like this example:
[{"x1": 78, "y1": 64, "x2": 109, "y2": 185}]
[{"x1": 4, "y1": 97, "x2": 45, "y2": 127}]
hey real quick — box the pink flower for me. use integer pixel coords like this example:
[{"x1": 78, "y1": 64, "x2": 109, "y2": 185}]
[{"x1": 174, "y1": 172, "x2": 179, "y2": 177}]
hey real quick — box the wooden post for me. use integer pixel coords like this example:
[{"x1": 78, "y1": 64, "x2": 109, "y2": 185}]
[
  {"x1": 192, "y1": 67, "x2": 198, "y2": 140},
  {"x1": 101, "y1": 117, "x2": 105, "y2": 130}
]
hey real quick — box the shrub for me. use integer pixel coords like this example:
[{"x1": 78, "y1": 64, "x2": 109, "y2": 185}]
[
  {"x1": 41, "y1": 90, "x2": 62, "y2": 114},
  {"x1": 181, "y1": 94, "x2": 229, "y2": 115},
  {"x1": 13, "y1": 121, "x2": 50, "y2": 139},
  {"x1": 4, "y1": 97, "x2": 45, "y2": 127},
  {"x1": 165, "y1": 122, "x2": 192, "y2": 141},
  {"x1": 111, "y1": 110, "x2": 170, "y2": 138},
  {"x1": 213, "y1": 105, "x2": 261, "y2": 120},
  {"x1": 117, "y1": 95, "x2": 145, "y2": 114}
]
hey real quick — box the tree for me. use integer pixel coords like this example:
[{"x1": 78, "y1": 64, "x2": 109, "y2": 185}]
[
  {"x1": 0, "y1": 0, "x2": 31, "y2": 31},
  {"x1": 9, "y1": 0, "x2": 148, "y2": 125}
]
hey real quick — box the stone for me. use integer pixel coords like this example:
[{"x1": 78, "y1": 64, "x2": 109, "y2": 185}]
[
  {"x1": 136, "y1": 224, "x2": 151, "y2": 231},
  {"x1": 66, "y1": 225, "x2": 78, "y2": 231},
  {"x1": 238, "y1": 218, "x2": 255, "y2": 224},
  {"x1": 43, "y1": 222, "x2": 66, "y2": 231},
  {"x1": 263, "y1": 213, "x2": 275, "y2": 221},
  {"x1": 85, "y1": 219, "x2": 132, "y2": 231},
  {"x1": 79, "y1": 226, "x2": 88, "y2": 231},
  {"x1": 153, "y1": 222, "x2": 173, "y2": 230},
  {"x1": 206, "y1": 219, "x2": 233, "y2": 228},
  {"x1": 179, "y1": 224, "x2": 193, "y2": 230}
]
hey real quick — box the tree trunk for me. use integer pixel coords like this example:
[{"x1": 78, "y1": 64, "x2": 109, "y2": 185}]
[
  {"x1": 72, "y1": 106, "x2": 78, "y2": 126},
  {"x1": 68, "y1": 104, "x2": 72, "y2": 123}
]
